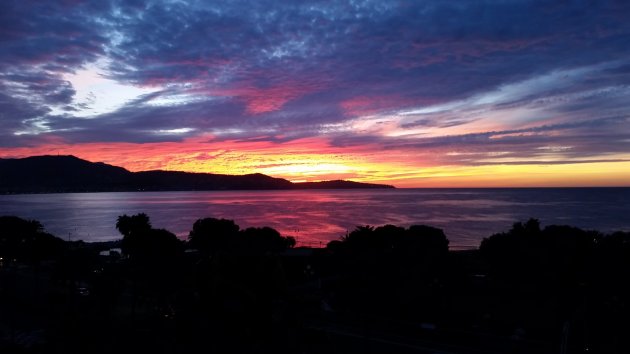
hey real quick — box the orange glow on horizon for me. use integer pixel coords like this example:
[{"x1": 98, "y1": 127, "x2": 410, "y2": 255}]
[{"x1": 0, "y1": 137, "x2": 629, "y2": 188}]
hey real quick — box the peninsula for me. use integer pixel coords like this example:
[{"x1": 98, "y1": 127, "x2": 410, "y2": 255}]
[{"x1": 0, "y1": 155, "x2": 394, "y2": 194}]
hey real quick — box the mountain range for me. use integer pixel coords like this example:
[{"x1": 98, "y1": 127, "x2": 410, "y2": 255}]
[{"x1": 0, "y1": 155, "x2": 394, "y2": 193}]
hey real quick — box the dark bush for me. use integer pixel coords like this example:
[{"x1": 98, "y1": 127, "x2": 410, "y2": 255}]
[{"x1": 0, "y1": 215, "x2": 65, "y2": 262}]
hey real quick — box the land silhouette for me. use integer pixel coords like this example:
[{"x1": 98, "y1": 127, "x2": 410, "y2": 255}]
[
  {"x1": 0, "y1": 155, "x2": 394, "y2": 194},
  {"x1": 1, "y1": 214, "x2": 629, "y2": 353}
]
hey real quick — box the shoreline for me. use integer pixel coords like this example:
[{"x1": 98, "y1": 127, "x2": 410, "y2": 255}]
[{"x1": 3, "y1": 185, "x2": 630, "y2": 196}]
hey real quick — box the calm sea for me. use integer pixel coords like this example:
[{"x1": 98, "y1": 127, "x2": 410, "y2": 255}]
[{"x1": 0, "y1": 188, "x2": 628, "y2": 249}]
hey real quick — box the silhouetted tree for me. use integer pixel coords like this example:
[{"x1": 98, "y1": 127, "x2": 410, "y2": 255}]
[
  {"x1": 338, "y1": 225, "x2": 376, "y2": 250},
  {"x1": 188, "y1": 217, "x2": 240, "y2": 253},
  {"x1": 116, "y1": 213, "x2": 182, "y2": 261},
  {"x1": 116, "y1": 213, "x2": 151, "y2": 237},
  {"x1": 593, "y1": 231, "x2": 630, "y2": 292},
  {"x1": 241, "y1": 226, "x2": 295, "y2": 253},
  {"x1": 479, "y1": 218, "x2": 598, "y2": 283},
  {"x1": 116, "y1": 213, "x2": 152, "y2": 257},
  {"x1": 406, "y1": 225, "x2": 449, "y2": 248},
  {"x1": 0, "y1": 215, "x2": 65, "y2": 262},
  {"x1": 333, "y1": 223, "x2": 448, "y2": 257},
  {"x1": 479, "y1": 218, "x2": 544, "y2": 278},
  {"x1": 141, "y1": 228, "x2": 183, "y2": 261},
  {"x1": 402, "y1": 224, "x2": 450, "y2": 265},
  {"x1": 541, "y1": 225, "x2": 599, "y2": 281},
  {"x1": 325, "y1": 222, "x2": 451, "y2": 320}
]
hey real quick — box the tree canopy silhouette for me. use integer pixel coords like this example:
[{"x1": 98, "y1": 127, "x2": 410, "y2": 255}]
[
  {"x1": 116, "y1": 213, "x2": 181, "y2": 262},
  {"x1": 116, "y1": 213, "x2": 151, "y2": 237},
  {"x1": 479, "y1": 218, "x2": 599, "y2": 282},
  {"x1": 0, "y1": 215, "x2": 65, "y2": 262},
  {"x1": 332, "y1": 223, "x2": 449, "y2": 257},
  {"x1": 241, "y1": 226, "x2": 296, "y2": 252},
  {"x1": 188, "y1": 217, "x2": 295, "y2": 253},
  {"x1": 188, "y1": 217, "x2": 240, "y2": 253}
]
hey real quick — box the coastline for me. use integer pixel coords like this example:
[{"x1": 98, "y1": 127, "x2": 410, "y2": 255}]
[{"x1": 1, "y1": 188, "x2": 628, "y2": 248}]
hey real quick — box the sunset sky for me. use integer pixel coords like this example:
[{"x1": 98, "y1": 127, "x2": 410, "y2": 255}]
[{"x1": 1, "y1": 0, "x2": 629, "y2": 187}]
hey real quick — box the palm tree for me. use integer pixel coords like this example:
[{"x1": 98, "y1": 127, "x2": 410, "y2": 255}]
[
  {"x1": 116, "y1": 213, "x2": 151, "y2": 237},
  {"x1": 116, "y1": 213, "x2": 151, "y2": 257}
]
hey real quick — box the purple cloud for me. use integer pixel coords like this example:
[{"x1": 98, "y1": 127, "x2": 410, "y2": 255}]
[{"x1": 0, "y1": 0, "x2": 628, "y2": 167}]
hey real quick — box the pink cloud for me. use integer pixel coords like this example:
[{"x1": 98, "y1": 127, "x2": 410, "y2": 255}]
[{"x1": 197, "y1": 77, "x2": 327, "y2": 114}]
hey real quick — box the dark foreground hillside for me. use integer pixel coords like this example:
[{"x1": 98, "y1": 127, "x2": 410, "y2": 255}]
[{"x1": 1, "y1": 215, "x2": 629, "y2": 353}]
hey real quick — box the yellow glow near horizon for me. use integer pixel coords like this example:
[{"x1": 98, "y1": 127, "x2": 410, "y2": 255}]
[
  {"x1": 0, "y1": 138, "x2": 629, "y2": 187},
  {"x1": 385, "y1": 161, "x2": 630, "y2": 188}
]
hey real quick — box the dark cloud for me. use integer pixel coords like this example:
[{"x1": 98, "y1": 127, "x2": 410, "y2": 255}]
[{"x1": 0, "y1": 1, "x2": 107, "y2": 68}]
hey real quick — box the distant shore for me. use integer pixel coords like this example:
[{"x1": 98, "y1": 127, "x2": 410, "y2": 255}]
[{"x1": 0, "y1": 155, "x2": 394, "y2": 194}]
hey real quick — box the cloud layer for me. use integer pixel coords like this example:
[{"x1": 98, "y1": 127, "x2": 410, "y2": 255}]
[{"x1": 1, "y1": 0, "x2": 629, "y2": 185}]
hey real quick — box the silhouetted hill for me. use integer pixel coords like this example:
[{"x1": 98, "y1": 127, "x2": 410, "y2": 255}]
[
  {"x1": 293, "y1": 180, "x2": 393, "y2": 189},
  {"x1": 133, "y1": 170, "x2": 295, "y2": 190},
  {"x1": 0, "y1": 155, "x2": 394, "y2": 193},
  {"x1": 0, "y1": 155, "x2": 131, "y2": 193}
]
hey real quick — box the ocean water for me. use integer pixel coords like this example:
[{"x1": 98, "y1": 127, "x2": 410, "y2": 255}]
[{"x1": 0, "y1": 188, "x2": 628, "y2": 249}]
